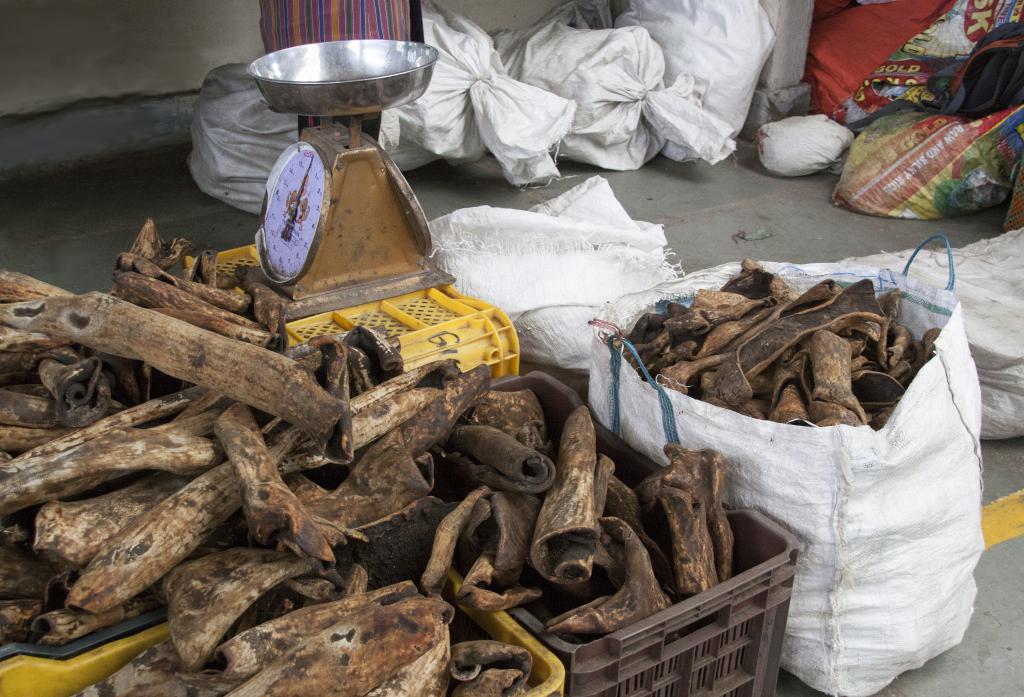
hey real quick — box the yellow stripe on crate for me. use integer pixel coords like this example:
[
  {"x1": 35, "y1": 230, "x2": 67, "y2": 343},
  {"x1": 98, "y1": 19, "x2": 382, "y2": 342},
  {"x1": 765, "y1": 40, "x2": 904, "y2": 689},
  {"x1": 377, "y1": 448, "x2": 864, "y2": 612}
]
[{"x1": 983, "y1": 489, "x2": 1024, "y2": 549}]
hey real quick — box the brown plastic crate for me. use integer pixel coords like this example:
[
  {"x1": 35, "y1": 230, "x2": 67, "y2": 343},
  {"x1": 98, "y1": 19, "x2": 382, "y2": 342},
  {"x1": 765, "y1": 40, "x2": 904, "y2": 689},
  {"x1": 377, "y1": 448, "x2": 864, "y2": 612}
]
[{"x1": 492, "y1": 372, "x2": 799, "y2": 697}]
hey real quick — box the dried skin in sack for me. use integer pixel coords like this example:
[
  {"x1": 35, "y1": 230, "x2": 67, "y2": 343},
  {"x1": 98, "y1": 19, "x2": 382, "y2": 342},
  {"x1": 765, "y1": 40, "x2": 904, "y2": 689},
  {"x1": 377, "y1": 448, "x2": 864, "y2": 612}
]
[
  {"x1": 808, "y1": 330, "x2": 866, "y2": 423},
  {"x1": 163, "y1": 547, "x2": 319, "y2": 672},
  {"x1": 531, "y1": 406, "x2": 601, "y2": 585},
  {"x1": 223, "y1": 595, "x2": 452, "y2": 697},
  {"x1": 449, "y1": 640, "x2": 532, "y2": 697},
  {"x1": 545, "y1": 517, "x2": 670, "y2": 635},
  {"x1": 216, "y1": 402, "x2": 334, "y2": 563},
  {"x1": 447, "y1": 424, "x2": 555, "y2": 494},
  {"x1": 216, "y1": 583, "x2": 419, "y2": 681}
]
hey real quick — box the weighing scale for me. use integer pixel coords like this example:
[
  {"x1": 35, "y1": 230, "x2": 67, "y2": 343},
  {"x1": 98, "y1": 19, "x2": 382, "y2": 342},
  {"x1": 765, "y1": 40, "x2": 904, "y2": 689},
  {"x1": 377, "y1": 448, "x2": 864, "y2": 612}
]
[{"x1": 248, "y1": 40, "x2": 454, "y2": 319}]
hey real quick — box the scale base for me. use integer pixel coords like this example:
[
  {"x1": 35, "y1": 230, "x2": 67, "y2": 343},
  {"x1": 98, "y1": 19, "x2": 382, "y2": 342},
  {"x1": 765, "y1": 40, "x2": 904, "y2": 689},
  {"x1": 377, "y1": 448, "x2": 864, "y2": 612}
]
[{"x1": 272, "y1": 267, "x2": 455, "y2": 320}]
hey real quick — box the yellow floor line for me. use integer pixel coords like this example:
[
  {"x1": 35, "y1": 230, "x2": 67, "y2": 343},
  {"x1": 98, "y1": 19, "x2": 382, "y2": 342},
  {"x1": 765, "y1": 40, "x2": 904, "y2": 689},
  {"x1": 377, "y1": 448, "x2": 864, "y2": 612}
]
[{"x1": 983, "y1": 489, "x2": 1024, "y2": 549}]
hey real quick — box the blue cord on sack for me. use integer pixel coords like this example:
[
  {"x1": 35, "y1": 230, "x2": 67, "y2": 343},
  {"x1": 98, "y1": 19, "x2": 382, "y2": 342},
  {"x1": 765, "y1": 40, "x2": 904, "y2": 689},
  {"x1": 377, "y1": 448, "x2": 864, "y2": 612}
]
[
  {"x1": 902, "y1": 233, "x2": 955, "y2": 291},
  {"x1": 598, "y1": 330, "x2": 681, "y2": 446}
]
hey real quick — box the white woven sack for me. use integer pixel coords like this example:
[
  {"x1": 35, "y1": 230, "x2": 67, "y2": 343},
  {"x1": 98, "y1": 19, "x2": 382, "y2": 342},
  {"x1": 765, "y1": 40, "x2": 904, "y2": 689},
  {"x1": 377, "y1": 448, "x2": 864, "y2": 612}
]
[
  {"x1": 429, "y1": 176, "x2": 677, "y2": 370},
  {"x1": 588, "y1": 260, "x2": 983, "y2": 697},
  {"x1": 497, "y1": 22, "x2": 734, "y2": 169},
  {"x1": 383, "y1": 1, "x2": 575, "y2": 186},
  {"x1": 757, "y1": 115, "x2": 854, "y2": 177},
  {"x1": 615, "y1": 0, "x2": 774, "y2": 153},
  {"x1": 188, "y1": 64, "x2": 296, "y2": 214}
]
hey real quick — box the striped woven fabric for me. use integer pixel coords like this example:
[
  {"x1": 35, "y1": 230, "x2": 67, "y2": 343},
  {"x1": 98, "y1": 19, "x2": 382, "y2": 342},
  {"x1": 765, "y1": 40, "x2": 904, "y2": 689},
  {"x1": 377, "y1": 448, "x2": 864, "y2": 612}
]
[{"x1": 259, "y1": 0, "x2": 411, "y2": 51}]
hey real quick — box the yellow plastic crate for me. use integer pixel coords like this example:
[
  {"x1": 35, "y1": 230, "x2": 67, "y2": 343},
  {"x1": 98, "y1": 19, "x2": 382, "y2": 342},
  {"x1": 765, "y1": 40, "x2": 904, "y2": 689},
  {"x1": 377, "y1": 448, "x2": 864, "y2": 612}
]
[
  {"x1": 286, "y1": 284, "x2": 519, "y2": 378},
  {"x1": 183, "y1": 244, "x2": 261, "y2": 277},
  {"x1": 0, "y1": 580, "x2": 561, "y2": 697},
  {"x1": 448, "y1": 570, "x2": 565, "y2": 697},
  {"x1": 0, "y1": 621, "x2": 167, "y2": 697}
]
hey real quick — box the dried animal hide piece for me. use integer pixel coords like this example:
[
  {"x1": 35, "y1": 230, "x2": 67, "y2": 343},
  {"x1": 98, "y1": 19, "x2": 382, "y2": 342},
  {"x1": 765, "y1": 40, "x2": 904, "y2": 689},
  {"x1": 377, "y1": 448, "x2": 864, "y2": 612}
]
[
  {"x1": 0, "y1": 599, "x2": 42, "y2": 643},
  {"x1": 664, "y1": 311, "x2": 712, "y2": 345},
  {"x1": 239, "y1": 273, "x2": 287, "y2": 349},
  {"x1": 113, "y1": 271, "x2": 261, "y2": 331},
  {"x1": 0, "y1": 350, "x2": 47, "y2": 376},
  {"x1": 0, "y1": 428, "x2": 218, "y2": 515},
  {"x1": 467, "y1": 389, "x2": 549, "y2": 455},
  {"x1": 289, "y1": 367, "x2": 489, "y2": 548},
  {"x1": 0, "y1": 270, "x2": 71, "y2": 303},
  {"x1": 34, "y1": 473, "x2": 187, "y2": 568},
  {"x1": 216, "y1": 583, "x2": 418, "y2": 681},
  {"x1": 364, "y1": 631, "x2": 450, "y2": 697},
  {"x1": 659, "y1": 354, "x2": 723, "y2": 392},
  {"x1": 808, "y1": 400, "x2": 862, "y2": 427},
  {"x1": 696, "y1": 304, "x2": 776, "y2": 359},
  {"x1": 450, "y1": 640, "x2": 532, "y2": 697},
  {"x1": 690, "y1": 290, "x2": 768, "y2": 324},
  {"x1": 531, "y1": 406, "x2": 601, "y2": 585},
  {"x1": 65, "y1": 428, "x2": 307, "y2": 614},
  {"x1": 0, "y1": 389, "x2": 58, "y2": 428},
  {"x1": 0, "y1": 293, "x2": 353, "y2": 462},
  {"x1": 720, "y1": 259, "x2": 797, "y2": 303},
  {"x1": 164, "y1": 548, "x2": 318, "y2": 672},
  {"x1": 487, "y1": 492, "x2": 541, "y2": 582},
  {"x1": 808, "y1": 330, "x2": 867, "y2": 423},
  {"x1": 216, "y1": 403, "x2": 334, "y2": 563},
  {"x1": 852, "y1": 371, "x2": 906, "y2": 407},
  {"x1": 626, "y1": 312, "x2": 665, "y2": 344},
  {"x1": 153, "y1": 307, "x2": 274, "y2": 348},
  {"x1": 225, "y1": 595, "x2": 452, "y2": 697},
  {"x1": 448, "y1": 425, "x2": 555, "y2": 494},
  {"x1": 457, "y1": 551, "x2": 542, "y2": 611},
  {"x1": 77, "y1": 640, "x2": 223, "y2": 697},
  {"x1": 101, "y1": 354, "x2": 152, "y2": 406},
  {"x1": 37, "y1": 356, "x2": 112, "y2": 427},
  {"x1": 632, "y1": 331, "x2": 670, "y2": 368},
  {"x1": 0, "y1": 424, "x2": 71, "y2": 453},
  {"x1": 184, "y1": 249, "x2": 219, "y2": 287},
  {"x1": 343, "y1": 326, "x2": 404, "y2": 384},
  {"x1": 545, "y1": 518, "x2": 670, "y2": 636},
  {"x1": 126, "y1": 218, "x2": 193, "y2": 270},
  {"x1": 117, "y1": 253, "x2": 250, "y2": 314},
  {"x1": 602, "y1": 475, "x2": 673, "y2": 589},
  {"x1": 870, "y1": 405, "x2": 895, "y2": 429},
  {"x1": 887, "y1": 323, "x2": 912, "y2": 370},
  {"x1": 17, "y1": 386, "x2": 202, "y2": 460},
  {"x1": 0, "y1": 545, "x2": 54, "y2": 599},
  {"x1": 422, "y1": 487, "x2": 492, "y2": 595},
  {"x1": 877, "y1": 289, "x2": 901, "y2": 322},
  {"x1": 663, "y1": 445, "x2": 733, "y2": 583},
  {"x1": 0, "y1": 326, "x2": 69, "y2": 353},
  {"x1": 770, "y1": 384, "x2": 810, "y2": 423},
  {"x1": 708, "y1": 280, "x2": 882, "y2": 407},
  {"x1": 32, "y1": 595, "x2": 159, "y2": 645}
]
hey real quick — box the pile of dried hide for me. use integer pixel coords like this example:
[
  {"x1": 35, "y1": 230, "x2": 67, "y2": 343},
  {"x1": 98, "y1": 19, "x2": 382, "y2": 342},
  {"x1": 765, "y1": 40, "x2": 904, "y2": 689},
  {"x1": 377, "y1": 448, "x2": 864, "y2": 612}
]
[
  {"x1": 0, "y1": 219, "x2": 737, "y2": 695},
  {"x1": 624, "y1": 260, "x2": 941, "y2": 429}
]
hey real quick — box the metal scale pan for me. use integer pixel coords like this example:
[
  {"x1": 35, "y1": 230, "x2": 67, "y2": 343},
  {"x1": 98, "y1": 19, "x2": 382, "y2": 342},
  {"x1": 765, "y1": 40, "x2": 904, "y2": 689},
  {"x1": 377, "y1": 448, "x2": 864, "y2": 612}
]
[{"x1": 247, "y1": 40, "x2": 452, "y2": 317}]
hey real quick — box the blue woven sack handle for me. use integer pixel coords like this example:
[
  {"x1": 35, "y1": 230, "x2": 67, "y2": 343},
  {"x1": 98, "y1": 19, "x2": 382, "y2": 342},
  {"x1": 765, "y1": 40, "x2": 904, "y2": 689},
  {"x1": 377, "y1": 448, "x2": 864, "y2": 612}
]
[
  {"x1": 590, "y1": 320, "x2": 680, "y2": 446},
  {"x1": 902, "y1": 233, "x2": 956, "y2": 291}
]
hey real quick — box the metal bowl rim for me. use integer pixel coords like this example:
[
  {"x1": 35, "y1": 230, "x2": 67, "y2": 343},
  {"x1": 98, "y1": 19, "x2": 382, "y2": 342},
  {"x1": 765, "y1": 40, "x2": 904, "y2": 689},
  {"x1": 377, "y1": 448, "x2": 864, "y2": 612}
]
[{"x1": 247, "y1": 40, "x2": 439, "y2": 86}]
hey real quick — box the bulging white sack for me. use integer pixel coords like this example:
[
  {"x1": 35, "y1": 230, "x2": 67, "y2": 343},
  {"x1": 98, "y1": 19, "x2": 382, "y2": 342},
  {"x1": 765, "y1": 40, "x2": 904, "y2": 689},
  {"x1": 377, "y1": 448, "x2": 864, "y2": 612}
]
[
  {"x1": 615, "y1": 0, "x2": 775, "y2": 153},
  {"x1": 188, "y1": 64, "x2": 296, "y2": 214},
  {"x1": 757, "y1": 115, "x2": 854, "y2": 177},
  {"x1": 589, "y1": 261, "x2": 983, "y2": 697},
  {"x1": 429, "y1": 176, "x2": 678, "y2": 370},
  {"x1": 497, "y1": 22, "x2": 734, "y2": 169},
  {"x1": 843, "y1": 230, "x2": 1024, "y2": 439},
  {"x1": 383, "y1": 1, "x2": 575, "y2": 186}
]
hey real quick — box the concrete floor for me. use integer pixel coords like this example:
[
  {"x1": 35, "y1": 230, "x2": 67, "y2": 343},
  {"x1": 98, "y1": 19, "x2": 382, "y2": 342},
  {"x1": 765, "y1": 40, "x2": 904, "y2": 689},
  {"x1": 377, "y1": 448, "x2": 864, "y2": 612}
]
[{"x1": 0, "y1": 144, "x2": 1020, "y2": 696}]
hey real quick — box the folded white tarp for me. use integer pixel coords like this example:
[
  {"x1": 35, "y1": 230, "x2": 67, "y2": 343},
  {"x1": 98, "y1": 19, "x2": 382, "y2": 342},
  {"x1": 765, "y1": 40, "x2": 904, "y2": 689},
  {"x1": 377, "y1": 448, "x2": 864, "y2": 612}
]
[
  {"x1": 429, "y1": 176, "x2": 678, "y2": 369},
  {"x1": 383, "y1": 1, "x2": 576, "y2": 186},
  {"x1": 496, "y1": 21, "x2": 734, "y2": 169}
]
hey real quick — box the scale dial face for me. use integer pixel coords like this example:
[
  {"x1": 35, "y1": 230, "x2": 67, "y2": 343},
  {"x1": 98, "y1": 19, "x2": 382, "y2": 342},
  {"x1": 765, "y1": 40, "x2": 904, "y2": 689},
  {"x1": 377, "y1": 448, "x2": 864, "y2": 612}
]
[{"x1": 259, "y1": 142, "x2": 327, "y2": 283}]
